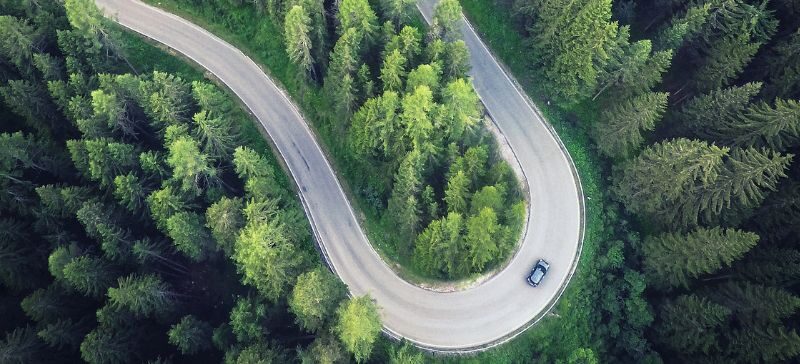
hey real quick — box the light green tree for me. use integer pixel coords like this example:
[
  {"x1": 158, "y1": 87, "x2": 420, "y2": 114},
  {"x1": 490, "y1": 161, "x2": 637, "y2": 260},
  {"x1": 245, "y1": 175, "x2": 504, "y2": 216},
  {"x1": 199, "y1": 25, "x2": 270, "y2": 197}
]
[
  {"x1": 334, "y1": 295, "x2": 382, "y2": 363},
  {"x1": 380, "y1": 49, "x2": 406, "y2": 92},
  {"x1": 107, "y1": 274, "x2": 175, "y2": 318},
  {"x1": 465, "y1": 207, "x2": 499, "y2": 271},
  {"x1": 234, "y1": 219, "x2": 306, "y2": 301},
  {"x1": 289, "y1": 268, "x2": 348, "y2": 332},
  {"x1": 285, "y1": 5, "x2": 314, "y2": 78}
]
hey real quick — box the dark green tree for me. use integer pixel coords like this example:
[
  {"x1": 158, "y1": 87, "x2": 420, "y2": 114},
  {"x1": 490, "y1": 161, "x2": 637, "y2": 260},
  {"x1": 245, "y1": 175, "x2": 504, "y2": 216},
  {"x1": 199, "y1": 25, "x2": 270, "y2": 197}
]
[
  {"x1": 592, "y1": 92, "x2": 668, "y2": 159},
  {"x1": 168, "y1": 315, "x2": 213, "y2": 355},
  {"x1": 642, "y1": 227, "x2": 758, "y2": 289},
  {"x1": 654, "y1": 294, "x2": 730, "y2": 355}
]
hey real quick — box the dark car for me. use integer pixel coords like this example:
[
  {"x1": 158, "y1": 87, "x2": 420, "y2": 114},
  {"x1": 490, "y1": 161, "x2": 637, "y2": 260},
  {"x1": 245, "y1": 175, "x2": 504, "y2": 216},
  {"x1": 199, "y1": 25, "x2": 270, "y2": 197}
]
[{"x1": 527, "y1": 259, "x2": 550, "y2": 287}]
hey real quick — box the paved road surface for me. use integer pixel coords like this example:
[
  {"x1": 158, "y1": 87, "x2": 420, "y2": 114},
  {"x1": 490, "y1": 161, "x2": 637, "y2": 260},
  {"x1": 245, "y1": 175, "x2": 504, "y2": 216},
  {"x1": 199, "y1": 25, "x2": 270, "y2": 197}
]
[{"x1": 96, "y1": 0, "x2": 583, "y2": 352}]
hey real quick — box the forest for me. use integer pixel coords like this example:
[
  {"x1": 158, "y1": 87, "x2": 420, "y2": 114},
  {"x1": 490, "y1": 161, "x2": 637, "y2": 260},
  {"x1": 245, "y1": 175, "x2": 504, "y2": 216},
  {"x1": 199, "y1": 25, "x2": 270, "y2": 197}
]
[
  {"x1": 462, "y1": 0, "x2": 800, "y2": 361},
  {"x1": 0, "y1": 0, "x2": 395, "y2": 363},
  {"x1": 1, "y1": 0, "x2": 799, "y2": 362}
]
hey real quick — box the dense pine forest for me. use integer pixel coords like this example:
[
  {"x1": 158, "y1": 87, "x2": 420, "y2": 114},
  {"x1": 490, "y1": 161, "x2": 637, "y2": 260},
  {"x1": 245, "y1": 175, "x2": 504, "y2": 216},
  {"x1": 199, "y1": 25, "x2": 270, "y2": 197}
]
[
  {"x1": 0, "y1": 0, "x2": 394, "y2": 363},
  {"x1": 2, "y1": 0, "x2": 800, "y2": 362},
  {"x1": 469, "y1": 0, "x2": 800, "y2": 361}
]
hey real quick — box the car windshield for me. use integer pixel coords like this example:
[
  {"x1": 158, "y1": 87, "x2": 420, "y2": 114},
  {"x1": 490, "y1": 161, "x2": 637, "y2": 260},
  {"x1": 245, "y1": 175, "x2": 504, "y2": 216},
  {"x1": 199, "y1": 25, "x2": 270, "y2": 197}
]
[{"x1": 531, "y1": 269, "x2": 544, "y2": 282}]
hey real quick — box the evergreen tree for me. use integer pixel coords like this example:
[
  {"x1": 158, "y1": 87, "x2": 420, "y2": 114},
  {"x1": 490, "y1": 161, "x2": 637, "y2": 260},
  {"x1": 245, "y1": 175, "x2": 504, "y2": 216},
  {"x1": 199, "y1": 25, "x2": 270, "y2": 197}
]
[
  {"x1": 655, "y1": 294, "x2": 730, "y2": 355},
  {"x1": 432, "y1": 0, "x2": 463, "y2": 41},
  {"x1": 380, "y1": 0, "x2": 416, "y2": 27},
  {"x1": 643, "y1": 227, "x2": 758, "y2": 289},
  {"x1": 166, "y1": 133, "x2": 218, "y2": 196},
  {"x1": 166, "y1": 211, "x2": 214, "y2": 262},
  {"x1": 465, "y1": 207, "x2": 499, "y2": 271},
  {"x1": 529, "y1": 0, "x2": 618, "y2": 99},
  {"x1": 337, "y1": 0, "x2": 378, "y2": 39},
  {"x1": 386, "y1": 26, "x2": 421, "y2": 63},
  {"x1": 721, "y1": 99, "x2": 800, "y2": 151},
  {"x1": 206, "y1": 197, "x2": 245, "y2": 255},
  {"x1": 80, "y1": 327, "x2": 136, "y2": 364},
  {"x1": 614, "y1": 138, "x2": 726, "y2": 226},
  {"x1": 0, "y1": 15, "x2": 35, "y2": 76},
  {"x1": 441, "y1": 78, "x2": 481, "y2": 141},
  {"x1": 388, "y1": 342, "x2": 424, "y2": 364},
  {"x1": 594, "y1": 35, "x2": 672, "y2": 100},
  {"x1": 168, "y1": 315, "x2": 213, "y2": 355},
  {"x1": 676, "y1": 82, "x2": 762, "y2": 137},
  {"x1": 113, "y1": 173, "x2": 146, "y2": 214},
  {"x1": 444, "y1": 170, "x2": 469, "y2": 214},
  {"x1": 444, "y1": 40, "x2": 470, "y2": 81},
  {"x1": 62, "y1": 255, "x2": 116, "y2": 298},
  {"x1": 285, "y1": 5, "x2": 314, "y2": 79},
  {"x1": 653, "y1": 1, "x2": 713, "y2": 51},
  {"x1": 689, "y1": 0, "x2": 777, "y2": 93},
  {"x1": 325, "y1": 28, "x2": 362, "y2": 119},
  {"x1": 191, "y1": 109, "x2": 240, "y2": 160},
  {"x1": 592, "y1": 92, "x2": 668, "y2": 159},
  {"x1": 386, "y1": 150, "x2": 422, "y2": 243},
  {"x1": 334, "y1": 295, "x2": 382, "y2": 363},
  {"x1": 735, "y1": 248, "x2": 800, "y2": 287},
  {"x1": 107, "y1": 274, "x2": 175, "y2": 318},
  {"x1": 289, "y1": 268, "x2": 348, "y2": 332},
  {"x1": 0, "y1": 326, "x2": 44, "y2": 364},
  {"x1": 229, "y1": 296, "x2": 268, "y2": 343},
  {"x1": 299, "y1": 334, "x2": 346, "y2": 364},
  {"x1": 349, "y1": 91, "x2": 403, "y2": 159},
  {"x1": 234, "y1": 218, "x2": 306, "y2": 301},
  {"x1": 37, "y1": 318, "x2": 88, "y2": 350},
  {"x1": 413, "y1": 212, "x2": 466, "y2": 277},
  {"x1": 380, "y1": 49, "x2": 406, "y2": 92},
  {"x1": 709, "y1": 281, "x2": 800, "y2": 324},
  {"x1": 727, "y1": 325, "x2": 800, "y2": 362},
  {"x1": 761, "y1": 29, "x2": 800, "y2": 99}
]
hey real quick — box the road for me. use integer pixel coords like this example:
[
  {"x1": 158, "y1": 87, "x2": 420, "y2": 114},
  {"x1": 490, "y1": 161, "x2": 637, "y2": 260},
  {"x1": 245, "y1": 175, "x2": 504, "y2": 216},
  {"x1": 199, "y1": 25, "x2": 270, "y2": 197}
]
[{"x1": 96, "y1": 0, "x2": 583, "y2": 352}]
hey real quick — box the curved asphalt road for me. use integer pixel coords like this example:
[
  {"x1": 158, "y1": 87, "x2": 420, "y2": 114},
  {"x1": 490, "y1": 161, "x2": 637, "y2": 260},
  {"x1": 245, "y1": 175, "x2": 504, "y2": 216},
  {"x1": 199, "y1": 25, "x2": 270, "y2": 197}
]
[{"x1": 96, "y1": 0, "x2": 583, "y2": 352}]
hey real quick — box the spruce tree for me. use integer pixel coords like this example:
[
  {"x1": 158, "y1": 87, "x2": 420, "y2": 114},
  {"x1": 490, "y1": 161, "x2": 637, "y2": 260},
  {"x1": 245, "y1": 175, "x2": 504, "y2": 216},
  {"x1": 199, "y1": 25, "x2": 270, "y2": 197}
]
[
  {"x1": 613, "y1": 138, "x2": 727, "y2": 226},
  {"x1": 735, "y1": 248, "x2": 800, "y2": 287},
  {"x1": 592, "y1": 91, "x2": 668, "y2": 159},
  {"x1": 724, "y1": 99, "x2": 800, "y2": 151},
  {"x1": 643, "y1": 228, "x2": 758, "y2": 289},
  {"x1": 465, "y1": 207, "x2": 499, "y2": 272},
  {"x1": 62, "y1": 255, "x2": 116, "y2": 298},
  {"x1": 285, "y1": 5, "x2": 314, "y2": 79},
  {"x1": 709, "y1": 281, "x2": 800, "y2": 324},
  {"x1": 676, "y1": 82, "x2": 762, "y2": 138},
  {"x1": 205, "y1": 197, "x2": 244, "y2": 256},
  {"x1": 761, "y1": 29, "x2": 800, "y2": 99},
  {"x1": 380, "y1": 49, "x2": 406, "y2": 92},
  {"x1": 727, "y1": 325, "x2": 800, "y2": 362},
  {"x1": 529, "y1": 0, "x2": 618, "y2": 99},
  {"x1": 653, "y1": 1, "x2": 713, "y2": 51},
  {"x1": 594, "y1": 35, "x2": 673, "y2": 100},
  {"x1": 168, "y1": 315, "x2": 213, "y2": 355},
  {"x1": 107, "y1": 274, "x2": 175, "y2": 318},
  {"x1": 655, "y1": 295, "x2": 729, "y2": 355}
]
